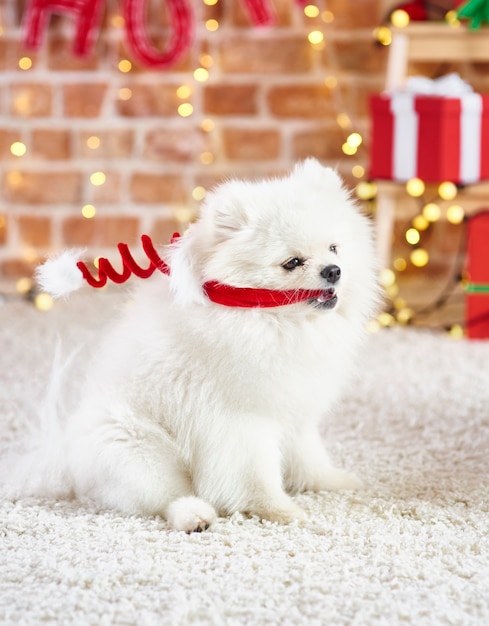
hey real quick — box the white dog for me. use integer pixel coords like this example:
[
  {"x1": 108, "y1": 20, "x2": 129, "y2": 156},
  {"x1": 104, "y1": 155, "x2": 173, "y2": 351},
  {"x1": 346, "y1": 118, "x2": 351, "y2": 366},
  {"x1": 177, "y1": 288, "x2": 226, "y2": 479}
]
[{"x1": 3, "y1": 159, "x2": 378, "y2": 532}]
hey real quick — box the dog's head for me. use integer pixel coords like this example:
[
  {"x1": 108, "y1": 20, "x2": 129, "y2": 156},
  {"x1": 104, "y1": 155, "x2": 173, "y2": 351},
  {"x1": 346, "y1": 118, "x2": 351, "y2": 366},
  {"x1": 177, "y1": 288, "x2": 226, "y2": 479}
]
[{"x1": 168, "y1": 158, "x2": 378, "y2": 319}]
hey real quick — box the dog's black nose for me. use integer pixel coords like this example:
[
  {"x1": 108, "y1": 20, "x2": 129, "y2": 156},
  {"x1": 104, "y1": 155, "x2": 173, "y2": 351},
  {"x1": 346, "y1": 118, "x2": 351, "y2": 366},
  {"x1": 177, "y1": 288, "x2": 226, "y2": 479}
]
[{"x1": 320, "y1": 264, "x2": 341, "y2": 284}]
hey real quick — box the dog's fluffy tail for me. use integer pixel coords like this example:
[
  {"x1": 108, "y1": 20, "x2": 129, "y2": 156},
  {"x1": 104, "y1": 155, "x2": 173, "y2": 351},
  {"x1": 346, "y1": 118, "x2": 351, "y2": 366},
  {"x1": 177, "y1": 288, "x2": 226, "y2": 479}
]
[{"x1": 0, "y1": 340, "x2": 75, "y2": 500}]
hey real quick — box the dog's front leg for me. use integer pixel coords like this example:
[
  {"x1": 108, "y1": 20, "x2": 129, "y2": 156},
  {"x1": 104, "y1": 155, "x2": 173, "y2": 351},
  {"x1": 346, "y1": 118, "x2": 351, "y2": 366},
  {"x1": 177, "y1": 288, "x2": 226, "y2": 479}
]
[
  {"x1": 192, "y1": 415, "x2": 305, "y2": 524},
  {"x1": 283, "y1": 423, "x2": 362, "y2": 494}
]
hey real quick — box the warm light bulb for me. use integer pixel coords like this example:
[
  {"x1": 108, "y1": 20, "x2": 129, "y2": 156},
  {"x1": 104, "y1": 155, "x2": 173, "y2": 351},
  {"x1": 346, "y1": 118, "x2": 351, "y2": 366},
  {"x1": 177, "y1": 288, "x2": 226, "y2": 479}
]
[
  {"x1": 336, "y1": 113, "x2": 351, "y2": 129},
  {"x1": 10, "y1": 141, "x2": 27, "y2": 157},
  {"x1": 390, "y1": 9, "x2": 410, "y2": 28},
  {"x1": 352, "y1": 165, "x2": 365, "y2": 178},
  {"x1": 308, "y1": 30, "x2": 324, "y2": 45},
  {"x1": 446, "y1": 204, "x2": 465, "y2": 224},
  {"x1": 201, "y1": 119, "x2": 215, "y2": 132},
  {"x1": 342, "y1": 143, "x2": 357, "y2": 156},
  {"x1": 178, "y1": 103, "x2": 194, "y2": 117},
  {"x1": 448, "y1": 324, "x2": 464, "y2": 338},
  {"x1": 374, "y1": 26, "x2": 392, "y2": 46},
  {"x1": 18, "y1": 57, "x2": 33, "y2": 70},
  {"x1": 393, "y1": 257, "x2": 407, "y2": 272},
  {"x1": 422, "y1": 202, "x2": 441, "y2": 222},
  {"x1": 378, "y1": 312, "x2": 395, "y2": 327},
  {"x1": 200, "y1": 54, "x2": 213, "y2": 68},
  {"x1": 445, "y1": 10, "x2": 460, "y2": 27},
  {"x1": 405, "y1": 228, "x2": 420, "y2": 245},
  {"x1": 410, "y1": 248, "x2": 429, "y2": 267},
  {"x1": 355, "y1": 181, "x2": 377, "y2": 200},
  {"x1": 412, "y1": 214, "x2": 430, "y2": 231},
  {"x1": 16, "y1": 277, "x2": 33, "y2": 294},
  {"x1": 205, "y1": 19, "x2": 219, "y2": 31},
  {"x1": 438, "y1": 181, "x2": 458, "y2": 200},
  {"x1": 176, "y1": 85, "x2": 192, "y2": 99},
  {"x1": 81, "y1": 204, "x2": 96, "y2": 218},
  {"x1": 192, "y1": 186, "x2": 206, "y2": 201},
  {"x1": 346, "y1": 132, "x2": 362, "y2": 148},
  {"x1": 193, "y1": 68, "x2": 209, "y2": 82},
  {"x1": 34, "y1": 292, "x2": 54, "y2": 312},
  {"x1": 304, "y1": 4, "x2": 320, "y2": 18},
  {"x1": 406, "y1": 177, "x2": 425, "y2": 197},
  {"x1": 379, "y1": 268, "x2": 396, "y2": 288},
  {"x1": 200, "y1": 151, "x2": 214, "y2": 164},
  {"x1": 321, "y1": 10, "x2": 334, "y2": 23},
  {"x1": 324, "y1": 76, "x2": 338, "y2": 89},
  {"x1": 90, "y1": 171, "x2": 106, "y2": 186},
  {"x1": 118, "y1": 88, "x2": 132, "y2": 101},
  {"x1": 118, "y1": 59, "x2": 132, "y2": 73},
  {"x1": 86, "y1": 136, "x2": 100, "y2": 150}
]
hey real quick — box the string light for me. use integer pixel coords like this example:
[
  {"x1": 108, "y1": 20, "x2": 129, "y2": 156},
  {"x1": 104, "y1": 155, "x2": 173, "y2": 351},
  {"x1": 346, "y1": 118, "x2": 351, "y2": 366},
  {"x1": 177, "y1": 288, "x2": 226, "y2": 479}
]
[
  {"x1": 355, "y1": 181, "x2": 377, "y2": 200},
  {"x1": 346, "y1": 132, "x2": 362, "y2": 148},
  {"x1": 201, "y1": 119, "x2": 215, "y2": 132},
  {"x1": 446, "y1": 204, "x2": 465, "y2": 224},
  {"x1": 379, "y1": 268, "x2": 396, "y2": 288},
  {"x1": 90, "y1": 171, "x2": 106, "y2": 186},
  {"x1": 393, "y1": 258, "x2": 407, "y2": 272},
  {"x1": 336, "y1": 113, "x2": 351, "y2": 129},
  {"x1": 422, "y1": 202, "x2": 441, "y2": 222},
  {"x1": 200, "y1": 151, "x2": 214, "y2": 164},
  {"x1": 321, "y1": 10, "x2": 334, "y2": 23},
  {"x1": 199, "y1": 54, "x2": 213, "y2": 68},
  {"x1": 304, "y1": 4, "x2": 320, "y2": 18},
  {"x1": 86, "y1": 136, "x2": 100, "y2": 150},
  {"x1": 412, "y1": 214, "x2": 430, "y2": 231},
  {"x1": 342, "y1": 142, "x2": 356, "y2": 156},
  {"x1": 373, "y1": 26, "x2": 392, "y2": 46},
  {"x1": 410, "y1": 248, "x2": 429, "y2": 267},
  {"x1": 324, "y1": 76, "x2": 338, "y2": 89},
  {"x1": 205, "y1": 19, "x2": 219, "y2": 31},
  {"x1": 18, "y1": 57, "x2": 32, "y2": 70},
  {"x1": 192, "y1": 186, "x2": 206, "y2": 201},
  {"x1": 307, "y1": 30, "x2": 324, "y2": 45},
  {"x1": 16, "y1": 277, "x2": 33, "y2": 295},
  {"x1": 176, "y1": 85, "x2": 192, "y2": 99},
  {"x1": 10, "y1": 142, "x2": 27, "y2": 156},
  {"x1": 178, "y1": 103, "x2": 193, "y2": 117},
  {"x1": 352, "y1": 165, "x2": 365, "y2": 178},
  {"x1": 445, "y1": 10, "x2": 461, "y2": 27},
  {"x1": 405, "y1": 228, "x2": 420, "y2": 245},
  {"x1": 193, "y1": 68, "x2": 209, "y2": 82},
  {"x1": 390, "y1": 9, "x2": 410, "y2": 28},
  {"x1": 118, "y1": 59, "x2": 132, "y2": 73},
  {"x1": 34, "y1": 292, "x2": 54, "y2": 311},
  {"x1": 438, "y1": 181, "x2": 458, "y2": 200},
  {"x1": 406, "y1": 177, "x2": 425, "y2": 197},
  {"x1": 81, "y1": 204, "x2": 96, "y2": 218},
  {"x1": 118, "y1": 87, "x2": 132, "y2": 101}
]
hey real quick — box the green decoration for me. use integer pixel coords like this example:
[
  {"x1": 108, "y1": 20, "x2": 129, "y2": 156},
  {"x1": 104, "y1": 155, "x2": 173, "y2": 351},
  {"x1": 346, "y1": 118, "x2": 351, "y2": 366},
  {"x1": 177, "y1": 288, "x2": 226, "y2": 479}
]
[{"x1": 457, "y1": 0, "x2": 489, "y2": 29}]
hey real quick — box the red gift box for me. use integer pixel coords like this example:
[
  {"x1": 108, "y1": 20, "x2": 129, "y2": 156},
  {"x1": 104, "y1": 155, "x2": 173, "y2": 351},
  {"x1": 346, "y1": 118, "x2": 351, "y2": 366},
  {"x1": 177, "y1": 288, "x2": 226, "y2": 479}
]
[
  {"x1": 465, "y1": 211, "x2": 489, "y2": 339},
  {"x1": 369, "y1": 92, "x2": 489, "y2": 184}
]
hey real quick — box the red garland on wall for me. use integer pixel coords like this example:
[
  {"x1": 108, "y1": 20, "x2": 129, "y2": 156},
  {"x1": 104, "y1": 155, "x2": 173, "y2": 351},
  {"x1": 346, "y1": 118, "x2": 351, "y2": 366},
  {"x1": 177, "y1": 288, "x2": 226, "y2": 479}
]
[{"x1": 21, "y1": 0, "x2": 283, "y2": 69}]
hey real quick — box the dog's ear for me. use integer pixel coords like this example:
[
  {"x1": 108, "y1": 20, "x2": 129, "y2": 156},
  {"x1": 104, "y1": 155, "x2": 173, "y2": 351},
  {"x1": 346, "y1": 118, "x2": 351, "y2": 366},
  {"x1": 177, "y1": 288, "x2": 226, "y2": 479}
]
[
  {"x1": 203, "y1": 185, "x2": 249, "y2": 237},
  {"x1": 293, "y1": 158, "x2": 344, "y2": 188}
]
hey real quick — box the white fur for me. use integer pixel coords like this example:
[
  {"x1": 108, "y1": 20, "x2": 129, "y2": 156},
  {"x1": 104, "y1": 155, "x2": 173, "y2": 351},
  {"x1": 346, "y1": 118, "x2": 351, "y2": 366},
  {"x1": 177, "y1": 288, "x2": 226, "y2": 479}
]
[
  {"x1": 2, "y1": 159, "x2": 379, "y2": 532},
  {"x1": 35, "y1": 249, "x2": 85, "y2": 298}
]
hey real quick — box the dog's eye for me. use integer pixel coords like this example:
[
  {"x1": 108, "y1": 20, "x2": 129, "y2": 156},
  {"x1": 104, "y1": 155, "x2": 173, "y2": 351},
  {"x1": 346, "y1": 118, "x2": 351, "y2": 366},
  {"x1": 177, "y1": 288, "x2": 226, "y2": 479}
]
[
  {"x1": 282, "y1": 258, "x2": 304, "y2": 271},
  {"x1": 329, "y1": 244, "x2": 338, "y2": 254}
]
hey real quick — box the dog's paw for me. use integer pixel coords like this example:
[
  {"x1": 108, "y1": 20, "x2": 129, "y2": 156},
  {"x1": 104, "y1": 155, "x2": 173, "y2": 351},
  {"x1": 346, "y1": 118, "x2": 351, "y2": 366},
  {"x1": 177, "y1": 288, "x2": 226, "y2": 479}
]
[
  {"x1": 255, "y1": 500, "x2": 306, "y2": 525},
  {"x1": 166, "y1": 496, "x2": 217, "y2": 533},
  {"x1": 315, "y1": 468, "x2": 363, "y2": 491}
]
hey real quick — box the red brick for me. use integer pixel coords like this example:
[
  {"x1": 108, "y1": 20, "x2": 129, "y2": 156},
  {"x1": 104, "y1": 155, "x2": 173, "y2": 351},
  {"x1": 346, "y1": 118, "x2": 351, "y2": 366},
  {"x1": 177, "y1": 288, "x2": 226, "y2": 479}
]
[
  {"x1": 32, "y1": 129, "x2": 71, "y2": 160},
  {"x1": 222, "y1": 127, "x2": 281, "y2": 161},
  {"x1": 62, "y1": 216, "x2": 141, "y2": 247},
  {"x1": 130, "y1": 173, "x2": 187, "y2": 203},
  {"x1": 203, "y1": 84, "x2": 258, "y2": 115},
  {"x1": 325, "y1": 0, "x2": 382, "y2": 28},
  {"x1": 47, "y1": 36, "x2": 101, "y2": 70},
  {"x1": 77, "y1": 130, "x2": 134, "y2": 159},
  {"x1": 63, "y1": 84, "x2": 108, "y2": 118},
  {"x1": 3, "y1": 170, "x2": 82, "y2": 204},
  {"x1": 115, "y1": 83, "x2": 182, "y2": 117},
  {"x1": 17, "y1": 215, "x2": 52, "y2": 247},
  {"x1": 143, "y1": 127, "x2": 207, "y2": 163},
  {"x1": 268, "y1": 85, "x2": 334, "y2": 118},
  {"x1": 0, "y1": 214, "x2": 6, "y2": 245},
  {"x1": 10, "y1": 83, "x2": 52, "y2": 117},
  {"x1": 89, "y1": 171, "x2": 122, "y2": 204},
  {"x1": 0, "y1": 258, "x2": 38, "y2": 280},
  {"x1": 292, "y1": 125, "x2": 346, "y2": 161},
  {"x1": 0, "y1": 129, "x2": 22, "y2": 158},
  {"x1": 219, "y1": 37, "x2": 311, "y2": 74},
  {"x1": 150, "y1": 216, "x2": 186, "y2": 245}
]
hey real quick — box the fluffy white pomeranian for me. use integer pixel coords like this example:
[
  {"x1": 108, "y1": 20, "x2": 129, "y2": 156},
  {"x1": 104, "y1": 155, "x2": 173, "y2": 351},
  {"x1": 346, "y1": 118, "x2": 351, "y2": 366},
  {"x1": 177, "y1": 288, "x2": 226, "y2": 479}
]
[{"x1": 3, "y1": 159, "x2": 378, "y2": 532}]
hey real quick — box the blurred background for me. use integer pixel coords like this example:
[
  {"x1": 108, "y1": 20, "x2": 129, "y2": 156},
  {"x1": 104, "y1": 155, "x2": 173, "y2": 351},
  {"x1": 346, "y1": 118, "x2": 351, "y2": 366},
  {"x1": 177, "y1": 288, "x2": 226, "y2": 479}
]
[{"x1": 1, "y1": 0, "x2": 488, "y2": 332}]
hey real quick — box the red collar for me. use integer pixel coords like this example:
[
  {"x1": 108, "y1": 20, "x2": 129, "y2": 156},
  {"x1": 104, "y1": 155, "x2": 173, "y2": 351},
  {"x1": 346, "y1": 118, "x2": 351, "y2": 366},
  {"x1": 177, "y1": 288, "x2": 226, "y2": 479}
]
[{"x1": 76, "y1": 234, "x2": 324, "y2": 308}]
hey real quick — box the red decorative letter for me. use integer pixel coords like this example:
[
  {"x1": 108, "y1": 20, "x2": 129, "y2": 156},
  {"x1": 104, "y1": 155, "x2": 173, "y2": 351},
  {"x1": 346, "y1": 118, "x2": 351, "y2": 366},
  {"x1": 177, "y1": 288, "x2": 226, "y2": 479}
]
[
  {"x1": 22, "y1": 0, "x2": 105, "y2": 56},
  {"x1": 240, "y1": 0, "x2": 276, "y2": 25},
  {"x1": 122, "y1": 0, "x2": 194, "y2": 69}
]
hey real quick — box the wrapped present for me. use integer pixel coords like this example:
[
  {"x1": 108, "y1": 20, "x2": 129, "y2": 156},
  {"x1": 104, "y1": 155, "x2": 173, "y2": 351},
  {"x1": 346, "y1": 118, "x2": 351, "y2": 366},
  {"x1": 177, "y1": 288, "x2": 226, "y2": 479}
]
[
  {"x1": 369, "y1": 74, "x2": 489, "y2": 184},
  {"x1": 465, "y1": 210, "x2": 489, "y2": 339}
]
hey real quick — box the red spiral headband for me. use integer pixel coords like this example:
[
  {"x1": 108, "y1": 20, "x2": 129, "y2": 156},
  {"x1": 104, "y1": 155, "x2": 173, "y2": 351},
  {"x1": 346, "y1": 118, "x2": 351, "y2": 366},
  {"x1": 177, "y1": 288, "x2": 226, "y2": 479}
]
[{"x1": 76, "y1": 234, "x2": 330, "y2": 309}]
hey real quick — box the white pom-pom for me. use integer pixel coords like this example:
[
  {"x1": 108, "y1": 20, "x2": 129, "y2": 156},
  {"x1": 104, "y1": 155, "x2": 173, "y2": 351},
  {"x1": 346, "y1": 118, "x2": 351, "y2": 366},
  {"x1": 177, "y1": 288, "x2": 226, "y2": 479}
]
[{"x1": 35, "y1": 249, "x2": 86, "y2": 298}]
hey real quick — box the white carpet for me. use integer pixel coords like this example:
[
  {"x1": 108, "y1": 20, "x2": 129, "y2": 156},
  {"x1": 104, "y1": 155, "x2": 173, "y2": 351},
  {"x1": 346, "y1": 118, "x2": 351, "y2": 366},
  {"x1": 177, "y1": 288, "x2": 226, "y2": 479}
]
[{"x1": 1, "y1": 291, "x2": 489, "y2": 626}]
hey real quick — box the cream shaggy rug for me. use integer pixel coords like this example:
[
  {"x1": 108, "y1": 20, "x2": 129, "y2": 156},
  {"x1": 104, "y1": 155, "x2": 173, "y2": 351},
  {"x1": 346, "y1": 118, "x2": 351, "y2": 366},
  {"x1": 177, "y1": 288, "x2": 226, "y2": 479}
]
[{"x1": 1, "y1": 291, "x2": 488, "y2": 626}]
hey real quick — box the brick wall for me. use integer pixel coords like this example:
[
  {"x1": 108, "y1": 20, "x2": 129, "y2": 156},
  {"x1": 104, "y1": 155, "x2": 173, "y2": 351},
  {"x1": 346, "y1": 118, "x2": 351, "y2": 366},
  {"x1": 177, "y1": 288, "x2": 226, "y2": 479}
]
[{"x1": 0, "y1": 0, "x2": 387, "y2": 284}]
